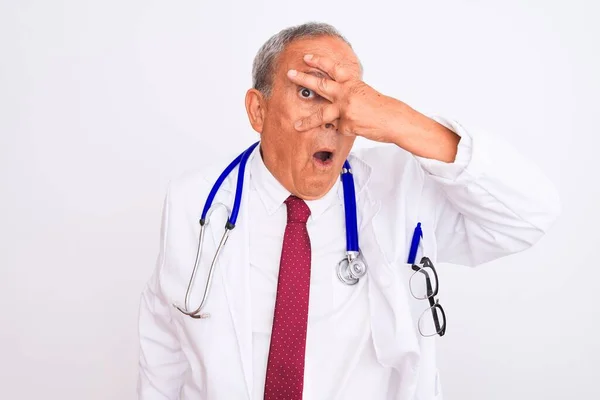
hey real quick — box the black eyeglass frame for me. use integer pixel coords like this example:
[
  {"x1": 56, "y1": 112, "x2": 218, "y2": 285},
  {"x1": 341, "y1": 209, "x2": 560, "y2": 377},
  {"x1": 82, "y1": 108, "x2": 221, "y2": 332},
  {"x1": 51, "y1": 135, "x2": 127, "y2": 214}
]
[{"x1": 411, "y1": 256, "x2": 447, "y2": 337}]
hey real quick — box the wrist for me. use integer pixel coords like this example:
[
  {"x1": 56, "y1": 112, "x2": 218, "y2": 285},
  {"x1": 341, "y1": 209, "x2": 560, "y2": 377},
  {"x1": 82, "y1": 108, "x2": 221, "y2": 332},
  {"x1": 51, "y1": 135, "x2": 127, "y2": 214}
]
[
  {"x1": 389, "y1": 101, "x2": 422, "y2": 147},
  {"x1": 391, "y1": 107, "x2": 460, "y2": 163}
]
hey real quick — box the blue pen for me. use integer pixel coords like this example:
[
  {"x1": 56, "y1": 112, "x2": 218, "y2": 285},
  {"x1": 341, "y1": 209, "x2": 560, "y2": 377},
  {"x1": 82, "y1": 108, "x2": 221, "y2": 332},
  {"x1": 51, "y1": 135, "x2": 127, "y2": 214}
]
[{"x1": 407, "y1": 222, "x2": 423, "y2": 264}]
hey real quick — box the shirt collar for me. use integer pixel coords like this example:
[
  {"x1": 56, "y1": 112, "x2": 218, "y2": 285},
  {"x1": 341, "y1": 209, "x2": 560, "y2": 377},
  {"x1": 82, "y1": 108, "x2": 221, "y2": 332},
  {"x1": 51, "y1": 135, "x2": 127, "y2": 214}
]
[{"x1": 250, "y1": 145, "x2": 342, "y2": 220}]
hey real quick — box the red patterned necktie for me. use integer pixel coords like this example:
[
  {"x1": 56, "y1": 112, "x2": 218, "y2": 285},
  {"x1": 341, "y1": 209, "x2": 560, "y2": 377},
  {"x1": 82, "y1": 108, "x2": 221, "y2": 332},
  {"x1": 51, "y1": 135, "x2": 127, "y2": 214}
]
[{"x1": 264, "y1": 195, "x2": 312, "y2": 400}]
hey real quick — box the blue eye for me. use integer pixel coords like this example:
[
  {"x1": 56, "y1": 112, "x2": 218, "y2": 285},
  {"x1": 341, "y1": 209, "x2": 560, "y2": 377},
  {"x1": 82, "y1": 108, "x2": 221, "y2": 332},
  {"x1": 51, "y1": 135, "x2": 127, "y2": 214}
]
[{"x1": 299, "y1": 87, "x2": 315, "y2": 99}]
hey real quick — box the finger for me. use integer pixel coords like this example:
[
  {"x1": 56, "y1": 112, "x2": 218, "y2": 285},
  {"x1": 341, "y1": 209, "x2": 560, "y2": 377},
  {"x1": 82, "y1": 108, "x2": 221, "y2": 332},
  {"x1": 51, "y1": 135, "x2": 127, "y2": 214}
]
[
  {"x1": 303, "y1": 54, "x2": 357, "y2": 82},
  {"x1": 287, "y1": 69, "x2": 340, "y2": 102},
  {"x1": 337, "y1": 122, "x2": 357, "y2": 137},
  {"x1": 294, "y1": 104, "x2": 340, "y2": 131}
]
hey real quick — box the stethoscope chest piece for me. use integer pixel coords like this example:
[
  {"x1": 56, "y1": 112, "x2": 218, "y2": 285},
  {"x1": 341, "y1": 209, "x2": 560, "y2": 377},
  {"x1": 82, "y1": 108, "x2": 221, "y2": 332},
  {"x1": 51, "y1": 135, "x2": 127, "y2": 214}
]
[{"x1": 337, "y1": 254, "x2": 367, "y2": 285}]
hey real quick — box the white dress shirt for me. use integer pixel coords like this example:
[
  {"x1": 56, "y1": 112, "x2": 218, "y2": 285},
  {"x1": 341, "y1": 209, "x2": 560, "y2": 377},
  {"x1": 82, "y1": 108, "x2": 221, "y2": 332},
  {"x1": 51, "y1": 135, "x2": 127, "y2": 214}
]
[{"x1": 248, "y1": 152, "x2": 391, "y2": 400}]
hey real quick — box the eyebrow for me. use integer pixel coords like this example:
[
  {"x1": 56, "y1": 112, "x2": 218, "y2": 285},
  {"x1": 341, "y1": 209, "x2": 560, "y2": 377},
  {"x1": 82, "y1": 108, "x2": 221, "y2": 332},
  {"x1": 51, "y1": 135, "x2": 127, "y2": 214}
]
[{"x1": 305, "y1": 69, "x2": 331, "y2": 80}]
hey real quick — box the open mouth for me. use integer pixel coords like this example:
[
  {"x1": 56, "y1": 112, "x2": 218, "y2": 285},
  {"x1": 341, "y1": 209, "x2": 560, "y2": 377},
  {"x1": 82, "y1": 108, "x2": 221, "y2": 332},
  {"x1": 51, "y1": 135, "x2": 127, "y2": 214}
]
[{"x1": 313, "y1": 150, "x2": 334, "y2": 166}]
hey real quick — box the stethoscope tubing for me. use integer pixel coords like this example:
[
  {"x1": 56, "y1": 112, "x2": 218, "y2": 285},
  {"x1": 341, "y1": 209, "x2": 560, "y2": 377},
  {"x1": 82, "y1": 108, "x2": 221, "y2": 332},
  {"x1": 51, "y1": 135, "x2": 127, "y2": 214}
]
[
  {"x1": 175, "y1": 141, "x2": 363, "y2": 317},
  {"x1": 341, "y1": 160, "x2": 359, "y2": 254},
  {"x1": 201, "y1": 141, "x2": 260, "y2": 228}
]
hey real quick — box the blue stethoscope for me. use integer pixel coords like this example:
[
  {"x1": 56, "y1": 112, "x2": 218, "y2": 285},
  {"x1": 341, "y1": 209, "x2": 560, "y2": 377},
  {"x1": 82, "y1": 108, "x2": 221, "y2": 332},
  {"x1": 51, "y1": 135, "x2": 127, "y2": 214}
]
[{"x1": 174, "y1": 141, "x2": 368, "y2": 319}]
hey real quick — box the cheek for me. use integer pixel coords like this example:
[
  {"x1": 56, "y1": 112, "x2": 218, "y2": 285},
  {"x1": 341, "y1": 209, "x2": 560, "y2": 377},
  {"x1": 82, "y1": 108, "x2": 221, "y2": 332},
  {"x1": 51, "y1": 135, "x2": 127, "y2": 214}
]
[
  {"x1": 288, "y1": 91, "x2": 322, "y2": 118},
  {"x1": 273, "y1": 97, "x2": 301, "y2": 128},
  {"x1": 273, "y1": 97, "x2": 315, "y2": 136}
]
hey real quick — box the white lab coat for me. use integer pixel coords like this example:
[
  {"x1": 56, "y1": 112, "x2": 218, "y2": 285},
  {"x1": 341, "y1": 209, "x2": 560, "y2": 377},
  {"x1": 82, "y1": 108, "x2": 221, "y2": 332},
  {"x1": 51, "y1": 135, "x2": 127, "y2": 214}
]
[{"x1": 138, "y1": 117, "x2": 561, "y2": 400}]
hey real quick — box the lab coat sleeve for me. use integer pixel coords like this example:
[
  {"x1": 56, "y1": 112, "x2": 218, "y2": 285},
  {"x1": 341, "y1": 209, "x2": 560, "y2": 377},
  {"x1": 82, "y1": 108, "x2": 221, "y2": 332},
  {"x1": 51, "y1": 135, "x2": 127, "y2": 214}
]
[
  {"x1": 416, "y1": 116, "x2": 561, "y2": 266},
  {"x1": 138, "y1": 186, "x2": 187, "y2": 399}
]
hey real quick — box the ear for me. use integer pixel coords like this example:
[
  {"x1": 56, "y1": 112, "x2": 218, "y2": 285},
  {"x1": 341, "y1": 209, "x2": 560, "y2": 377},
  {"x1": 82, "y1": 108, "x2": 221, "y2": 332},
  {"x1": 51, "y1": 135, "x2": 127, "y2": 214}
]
[{"x1": 245, "y1": 88, "x2": 266, "y2": 134}]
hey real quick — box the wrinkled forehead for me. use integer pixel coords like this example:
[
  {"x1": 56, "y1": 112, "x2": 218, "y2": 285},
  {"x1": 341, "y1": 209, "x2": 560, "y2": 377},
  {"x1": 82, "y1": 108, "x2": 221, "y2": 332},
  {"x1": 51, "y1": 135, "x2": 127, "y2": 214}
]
[{"x1": 277, "y1": 36, "x2": 363, "y2": 79}]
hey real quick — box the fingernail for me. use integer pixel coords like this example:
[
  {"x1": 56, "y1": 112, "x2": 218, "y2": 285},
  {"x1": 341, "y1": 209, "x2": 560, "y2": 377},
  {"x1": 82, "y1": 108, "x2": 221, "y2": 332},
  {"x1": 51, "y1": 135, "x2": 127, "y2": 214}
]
[
  {"x1": 304, "y1": 54, "x2": 313, "y2": 61},
  {"x1": 295, "y1": 120, "x2": 303, "y2": 129},
  {"x1": 288, "y1": 69, "x2": 297, "y2": 77}
]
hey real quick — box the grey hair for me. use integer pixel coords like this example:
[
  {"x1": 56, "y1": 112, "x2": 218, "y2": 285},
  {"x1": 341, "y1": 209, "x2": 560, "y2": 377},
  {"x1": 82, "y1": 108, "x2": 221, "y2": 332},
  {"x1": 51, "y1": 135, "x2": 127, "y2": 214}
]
[{"x1": 252, "y1": 22, "x2": 355, "y2": 97}]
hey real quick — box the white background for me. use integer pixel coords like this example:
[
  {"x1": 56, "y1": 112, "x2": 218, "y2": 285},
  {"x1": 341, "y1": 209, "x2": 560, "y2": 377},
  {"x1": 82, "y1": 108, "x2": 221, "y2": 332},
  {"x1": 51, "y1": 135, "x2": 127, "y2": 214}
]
[{"x1": 1, "y1": 0, "x2": 598, "y2": 399}]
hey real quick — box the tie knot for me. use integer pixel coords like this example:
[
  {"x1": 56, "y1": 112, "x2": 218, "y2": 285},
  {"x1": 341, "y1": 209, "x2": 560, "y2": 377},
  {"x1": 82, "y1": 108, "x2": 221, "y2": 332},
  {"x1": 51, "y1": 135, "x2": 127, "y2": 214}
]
[{"x1": 285, "y1": 195, "x2": 310, "y2": 224}]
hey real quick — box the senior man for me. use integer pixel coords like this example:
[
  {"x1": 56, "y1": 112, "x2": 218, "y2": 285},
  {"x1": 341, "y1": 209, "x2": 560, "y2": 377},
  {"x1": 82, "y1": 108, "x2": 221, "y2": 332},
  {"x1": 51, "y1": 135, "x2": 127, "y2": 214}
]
[{"x1": 138, "y1": 22, "x2": 560, "y2": 400}]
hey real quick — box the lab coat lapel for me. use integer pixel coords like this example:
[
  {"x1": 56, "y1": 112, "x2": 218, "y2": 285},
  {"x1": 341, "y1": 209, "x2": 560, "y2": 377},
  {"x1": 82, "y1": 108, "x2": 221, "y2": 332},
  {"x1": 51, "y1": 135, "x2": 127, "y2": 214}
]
[
  {"x1": 206, "y1": 158, "x2": 254, "y2": 400},
  {"x1": 350, "y1": 154, "x2": 421, "y2": 400}
]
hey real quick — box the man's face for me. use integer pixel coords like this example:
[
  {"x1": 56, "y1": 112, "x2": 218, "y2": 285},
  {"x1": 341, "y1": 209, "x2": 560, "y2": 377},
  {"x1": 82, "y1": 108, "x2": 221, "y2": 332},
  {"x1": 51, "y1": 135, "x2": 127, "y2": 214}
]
[{"x1": 257, "y1": 36, "x2": 360, "y2": 200}]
